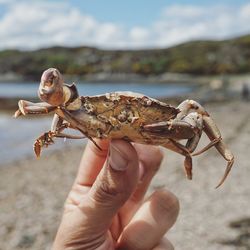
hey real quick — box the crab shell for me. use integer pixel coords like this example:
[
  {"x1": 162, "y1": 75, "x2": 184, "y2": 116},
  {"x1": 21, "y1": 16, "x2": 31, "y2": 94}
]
[{"x1": 65, "y1": 92, "x2": 181, "y2": 144}]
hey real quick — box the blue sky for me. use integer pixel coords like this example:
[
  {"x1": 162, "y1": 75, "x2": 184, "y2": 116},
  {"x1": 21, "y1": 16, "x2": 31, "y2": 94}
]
[
  {"x1": 0, "y1": 0, "x2": 250, "y2": 50},
  {"x1": 68, "y1": 0, "x2": 250, "y2": 27}
]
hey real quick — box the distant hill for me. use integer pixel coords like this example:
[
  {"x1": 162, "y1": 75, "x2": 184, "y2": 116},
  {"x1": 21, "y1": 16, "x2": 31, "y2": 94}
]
[{"x1": 0, "y1": 34, "x2": 250, "y2": 81}]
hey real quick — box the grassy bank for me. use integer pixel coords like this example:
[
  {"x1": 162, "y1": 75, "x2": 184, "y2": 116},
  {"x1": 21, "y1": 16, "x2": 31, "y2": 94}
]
[{"x1": 1, "y1": 34, "x2": 250, "y2": 82}]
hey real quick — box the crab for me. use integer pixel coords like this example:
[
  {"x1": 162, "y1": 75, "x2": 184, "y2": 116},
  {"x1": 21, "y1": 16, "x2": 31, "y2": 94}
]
[{"x1": 14, "y1": 68, "x2": 234, "y2": 187}]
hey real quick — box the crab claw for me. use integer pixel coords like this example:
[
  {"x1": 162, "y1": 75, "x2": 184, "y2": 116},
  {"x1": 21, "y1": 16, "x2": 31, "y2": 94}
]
[
  {"x1": 33, "y1": 140, "x2": 42, "y2": 158},
  {"x1": 38, "y1": 68, "x2": 64, "y2": 106},
  {"x1": 33, "y1": 131, "x2": 55, "y2": 158}
]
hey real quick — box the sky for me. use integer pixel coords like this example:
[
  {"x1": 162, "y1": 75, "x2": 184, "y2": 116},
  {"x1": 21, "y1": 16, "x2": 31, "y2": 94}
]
[{"x1": 0, "y1": 0, "x2": 250, "y2": 50}]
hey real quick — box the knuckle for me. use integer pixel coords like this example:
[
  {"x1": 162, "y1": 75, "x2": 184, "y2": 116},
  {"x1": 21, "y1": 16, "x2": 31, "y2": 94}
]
[
  {"x1": 99, "y1": 179, "x2": 124, "y2": 196},
  {"x1": 92, "y1": 178, "x2": 127, "y2": 205}
]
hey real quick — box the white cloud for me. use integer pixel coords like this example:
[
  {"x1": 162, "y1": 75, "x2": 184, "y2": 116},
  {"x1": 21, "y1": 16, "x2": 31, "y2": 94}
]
[
  {"x1": 0, "y1": 1, "x2": 250, "y2": 50},
  {"x1": 129, "y1": 27, "x2": 150, "y2": 47},
  {"x1": 163, "y1": 5, "x2": 204, "y2": 20},
  {"x1": 150, "y1": 4, "x2": 250, "y2": 47}
]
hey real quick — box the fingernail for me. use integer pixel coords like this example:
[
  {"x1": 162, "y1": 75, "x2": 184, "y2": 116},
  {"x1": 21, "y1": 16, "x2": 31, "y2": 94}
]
[{"x1": 109, "y1": 141, "x2": 128, "y2": 171}]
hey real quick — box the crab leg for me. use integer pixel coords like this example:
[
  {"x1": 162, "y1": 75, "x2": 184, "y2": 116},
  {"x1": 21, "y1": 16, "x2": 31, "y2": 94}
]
[
  {"x1": 192, "y1": 137, "x2": 222, "y2": 156},
  {"x1": 177, "y1": 100, "x2": 234, "y2": 188},
  {"x1": 202, "y1": 116, "x2": 234, "y2": 188},
  {"x1": 56, "y1": 107, "x2": 102, "y2": 150},
  {"x1": 182, "y1": 113, "x2": 203, "y2": 153},
  {"x1": 144, "y1": 120, "x2": 195, "y2": 139},
  {"x1": 144, "y1": 114, "x2": 203, "y2": 180},
  {"x1": 161, "y1": 139, "x2": 193, "y2": 180},
  {"x1": 144, "y1": 112, "x2": 203, "y2": 153},
  {"x1": 51, "y1": 114, "x2": 85, "y2": 139},
  {"x1": 14, "y1": 100, "x2": 56, "y2": 118},
  {"x1": 33, "y1": 114, "x2": 85, "y2": 157}
]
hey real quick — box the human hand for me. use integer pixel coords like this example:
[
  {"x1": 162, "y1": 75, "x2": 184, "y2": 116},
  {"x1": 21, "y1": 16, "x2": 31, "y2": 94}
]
[{"x1": 52, "y1": 139, "x2": 179, "y2": 250}]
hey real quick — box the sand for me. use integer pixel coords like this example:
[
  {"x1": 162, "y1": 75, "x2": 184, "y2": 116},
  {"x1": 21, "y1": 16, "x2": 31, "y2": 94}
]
[{"x1": 0, "y1": 100, "x2": 249, "y2": 250}]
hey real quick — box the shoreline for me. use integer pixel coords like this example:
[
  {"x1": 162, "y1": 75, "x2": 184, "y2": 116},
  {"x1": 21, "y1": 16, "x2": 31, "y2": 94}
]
[
  {"x1": 0, "y1": 72, "x2": 197, "y2": 84},
  {"x1": 1, "y1": 72, "x2": 249, "y2": 111},
  {"x1": 0, "y1": 72, "x2": 250, "y2": 85}
]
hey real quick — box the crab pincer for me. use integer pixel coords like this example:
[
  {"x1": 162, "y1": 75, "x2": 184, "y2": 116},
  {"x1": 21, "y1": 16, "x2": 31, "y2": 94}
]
[{"x1": 33, "y1": 131, "x2": 55, "y2": 158}]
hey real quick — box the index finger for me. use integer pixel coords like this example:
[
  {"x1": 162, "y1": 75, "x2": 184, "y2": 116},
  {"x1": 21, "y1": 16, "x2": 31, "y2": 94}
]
[
  {"x1": 76, "y1": 139, "x2": 110, "y2": 186},
  {"x1": 132, "y1": 144, "x2": 163, "y2": 202},
  {"x1": 118, "y1": 144, "x2": 163, "y2": 225}
]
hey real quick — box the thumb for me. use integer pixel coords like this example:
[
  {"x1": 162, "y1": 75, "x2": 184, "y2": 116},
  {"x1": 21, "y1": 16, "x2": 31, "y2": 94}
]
[{"x1": 84, "y1": 139, "x2": 140, "y2": 230}]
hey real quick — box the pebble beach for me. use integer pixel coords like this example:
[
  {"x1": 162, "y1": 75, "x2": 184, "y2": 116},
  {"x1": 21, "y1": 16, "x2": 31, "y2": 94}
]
[{"x1": 0, "y1": 100, "x2": 249, "y2": 250}]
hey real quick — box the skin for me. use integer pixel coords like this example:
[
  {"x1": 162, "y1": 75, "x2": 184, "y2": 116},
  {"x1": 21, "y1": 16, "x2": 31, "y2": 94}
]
[{"x1": 52, "y1": 139, "x2": 179, "y2": 250}]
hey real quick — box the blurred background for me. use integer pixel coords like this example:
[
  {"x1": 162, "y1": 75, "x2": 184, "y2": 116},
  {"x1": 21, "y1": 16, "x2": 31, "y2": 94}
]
[{"x1": 0, "y1": 0, "x2": 249, "y2": 249}]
